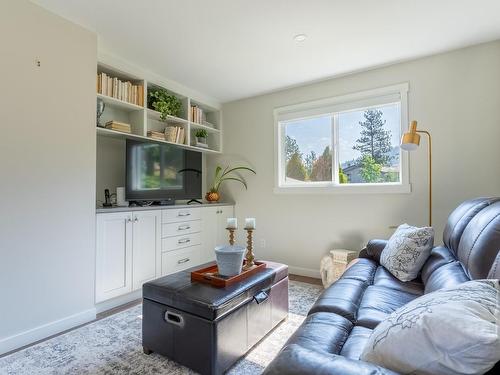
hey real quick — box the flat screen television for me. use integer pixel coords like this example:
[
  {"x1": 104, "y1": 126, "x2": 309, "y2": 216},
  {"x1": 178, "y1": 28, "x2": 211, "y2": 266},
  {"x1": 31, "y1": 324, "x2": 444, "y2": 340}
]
[{"x1": 125, "y1": 139, "x2": 202, "y2": 203}]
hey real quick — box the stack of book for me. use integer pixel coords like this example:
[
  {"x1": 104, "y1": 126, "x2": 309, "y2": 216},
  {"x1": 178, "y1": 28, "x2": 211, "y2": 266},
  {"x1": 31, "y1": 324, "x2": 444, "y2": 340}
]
[
  {"x1": 147, "y1": 130, "x2": 165, "y2": 141},
  {"x1": 190, "y1": 105, "x2": 204, "y2": 124},
  {"x1": 105, "y1": 120, "x2": 131, "y2": 133},
  {"x1": 165, "y1": 126, "x2": 186, "y2": 144},
  {"x1": 97, "y1": 73, "x2": 144, "y2": 106}
]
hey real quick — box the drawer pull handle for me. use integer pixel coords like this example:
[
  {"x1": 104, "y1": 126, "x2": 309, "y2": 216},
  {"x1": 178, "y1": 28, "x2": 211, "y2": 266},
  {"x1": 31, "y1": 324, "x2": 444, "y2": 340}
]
[
  {"x1": 177, "y1": 257, "x2": 190, "y2": 264},
  {"x1": 164, "y1": 311, "x2": 184, "y2": 327},
  {"x1": 178, "y1": 225, "x2": 191, "y2": 231},
  {"x1": 178, "y1": 212, "x2": 191, "y2": 217},
  {"x1": 254, "y1": 291, "x2": 269, "y2": 304},
  {"x1": 178, "y1": 238, "x2": 191, "y2": 244}
]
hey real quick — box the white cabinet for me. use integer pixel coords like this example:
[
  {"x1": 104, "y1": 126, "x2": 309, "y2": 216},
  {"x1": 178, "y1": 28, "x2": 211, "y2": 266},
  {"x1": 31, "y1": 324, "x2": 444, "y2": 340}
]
[
  {"x1": 96, "y1": 210, "x2": 160, "y2": 303},
  {"x1": 96, "y1": 204, "x2": 234, "y2": 303},
  {"x1": 132, "y1": 211, "x2": 161, "y2": 290},
  {"x1": 201, "y1": 205, "x2": 235, "y2": 263},
  {"x1": 216, "y1": 206, "x2": 234, "y2": 245},
  {"x1": 95, "y1": 212, "x2": 133, "y2": 303}
]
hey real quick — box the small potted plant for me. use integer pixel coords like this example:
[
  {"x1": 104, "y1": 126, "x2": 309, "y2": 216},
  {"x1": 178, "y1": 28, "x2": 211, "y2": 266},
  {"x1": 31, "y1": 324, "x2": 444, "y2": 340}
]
[
  {"x1": 195, "y1": 129, "x2": 208, "y2": 146},
  {"x1": 206, "y1": 165, "x2": 256, "y2": 202},
  {"x1": 148, "y1": 88, "x2": 182, "y2": 121}
]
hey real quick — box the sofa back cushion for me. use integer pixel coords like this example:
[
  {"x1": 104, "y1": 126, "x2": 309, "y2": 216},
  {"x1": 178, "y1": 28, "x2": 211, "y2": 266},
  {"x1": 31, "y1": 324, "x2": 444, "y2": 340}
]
[
  {"x1": 441, "y1": 197, "x2": 500, "y2": 279},
  {"x1": 455, "y1": 201, "x2": 500, "y2": 279},
  {"x1": 442, "y1": 197, "x2": 499, "y2": 253}
]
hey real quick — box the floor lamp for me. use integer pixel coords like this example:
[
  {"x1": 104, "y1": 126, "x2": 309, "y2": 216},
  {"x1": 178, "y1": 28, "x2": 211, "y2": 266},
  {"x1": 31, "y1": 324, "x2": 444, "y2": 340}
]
[{"x1": 400, "y1": 120, "x2": 433, "y2": 227}]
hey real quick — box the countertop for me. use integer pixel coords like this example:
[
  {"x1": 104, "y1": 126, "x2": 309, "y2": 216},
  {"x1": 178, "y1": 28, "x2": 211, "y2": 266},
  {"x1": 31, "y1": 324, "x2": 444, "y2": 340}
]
[{"x1": 96, "y1": 201, "x2": 234, "y2": 214}]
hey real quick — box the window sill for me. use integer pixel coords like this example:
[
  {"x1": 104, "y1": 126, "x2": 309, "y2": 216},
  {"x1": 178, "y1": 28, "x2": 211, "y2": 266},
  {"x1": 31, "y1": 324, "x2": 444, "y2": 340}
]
[{"x1": 273, "y1": 183, "x2": 411, "y2": 195}]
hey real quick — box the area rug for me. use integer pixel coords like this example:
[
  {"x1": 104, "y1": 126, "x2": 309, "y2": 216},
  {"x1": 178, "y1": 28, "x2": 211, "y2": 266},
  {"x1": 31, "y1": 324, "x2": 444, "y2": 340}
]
[{"x1": 0, "y1": 280, "x2": 322, "y2": 374}]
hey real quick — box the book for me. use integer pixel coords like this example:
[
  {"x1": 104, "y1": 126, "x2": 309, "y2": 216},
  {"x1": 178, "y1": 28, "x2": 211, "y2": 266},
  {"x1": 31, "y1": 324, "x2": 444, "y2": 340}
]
[
  {"x1": 96, "y1": 73, "x2": 144, "y2": 106},
  {"x1": 164, "y1": 126, "x2": 177, "y2": 143}
]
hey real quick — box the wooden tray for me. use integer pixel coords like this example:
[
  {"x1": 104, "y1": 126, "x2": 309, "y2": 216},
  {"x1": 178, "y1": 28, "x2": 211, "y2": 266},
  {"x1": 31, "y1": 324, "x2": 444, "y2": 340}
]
[{"x1": 191, "y1": 261, "x2": 266, "y2": 288}]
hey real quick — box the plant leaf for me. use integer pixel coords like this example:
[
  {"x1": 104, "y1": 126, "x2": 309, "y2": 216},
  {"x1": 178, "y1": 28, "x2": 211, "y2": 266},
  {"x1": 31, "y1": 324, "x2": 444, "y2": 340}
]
[
  {"x1": 217, "y1": 177, "x2": 248, "y2": 190},
  {"x1": 220, "y1": 166, "x2": 256, "y2": 178}
]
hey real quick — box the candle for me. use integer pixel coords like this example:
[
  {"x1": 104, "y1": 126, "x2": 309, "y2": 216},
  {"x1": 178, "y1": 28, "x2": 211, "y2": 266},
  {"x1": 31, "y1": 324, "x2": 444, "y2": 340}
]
[
  {"x1": 227, "y1": 218, "x2": 238, "y2": 229},
  {"x1": 244, "y1": 218, "x2": 256, "y2": 229}
]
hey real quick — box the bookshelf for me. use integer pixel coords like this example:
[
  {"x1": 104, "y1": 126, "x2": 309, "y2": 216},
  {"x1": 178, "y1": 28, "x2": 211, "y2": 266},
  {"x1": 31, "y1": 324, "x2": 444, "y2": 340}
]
[{"x1": 96, "y1": 63, "x2": 222, "y2": 154}]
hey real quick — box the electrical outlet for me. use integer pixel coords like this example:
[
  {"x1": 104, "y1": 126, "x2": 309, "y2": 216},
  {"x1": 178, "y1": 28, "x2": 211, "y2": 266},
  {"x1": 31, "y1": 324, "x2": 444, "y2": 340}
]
[{"x1": 260, "y1": 238, "x2": 266, "y2": 248}]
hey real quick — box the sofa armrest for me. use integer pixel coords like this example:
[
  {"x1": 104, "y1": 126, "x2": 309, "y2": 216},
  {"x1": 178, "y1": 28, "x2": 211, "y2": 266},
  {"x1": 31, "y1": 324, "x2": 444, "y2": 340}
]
[
  {"x1": 263, "y1": 344, "x2": 399, "y2": 375},
  {"x1": 359, "y1": 239, "x2": 388, "y2": 263}
]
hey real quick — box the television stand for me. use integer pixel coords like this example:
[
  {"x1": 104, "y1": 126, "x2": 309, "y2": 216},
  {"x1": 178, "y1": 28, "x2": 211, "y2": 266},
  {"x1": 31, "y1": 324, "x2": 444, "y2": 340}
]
[{"x1": 187, "y1": 199, "x2": 202, "y2": 205}]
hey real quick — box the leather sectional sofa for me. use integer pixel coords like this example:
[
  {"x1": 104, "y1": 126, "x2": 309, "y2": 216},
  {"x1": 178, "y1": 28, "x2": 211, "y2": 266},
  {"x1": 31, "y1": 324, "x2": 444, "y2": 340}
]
[{"x1": 264, "y1": 197, "x2": 500, "y2": 375}]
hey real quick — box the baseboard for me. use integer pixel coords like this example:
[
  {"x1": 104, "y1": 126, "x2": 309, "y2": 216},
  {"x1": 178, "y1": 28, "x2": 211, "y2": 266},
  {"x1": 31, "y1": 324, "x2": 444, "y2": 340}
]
[
  {"x1": 95, "y1": 289, "x2": 142, "y2": 314},
  {"x1": 288, "y1": 265, "x2": 321, "y2": 279},
  {"x1": 0, "y1": 308, "x2": 96, "y2": 356}
]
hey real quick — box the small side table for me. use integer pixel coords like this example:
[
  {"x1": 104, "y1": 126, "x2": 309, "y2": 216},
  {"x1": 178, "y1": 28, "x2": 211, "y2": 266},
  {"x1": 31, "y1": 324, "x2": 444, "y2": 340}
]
[{"x1": 320, "y1": 249, "x2": 357, "y2": 288}]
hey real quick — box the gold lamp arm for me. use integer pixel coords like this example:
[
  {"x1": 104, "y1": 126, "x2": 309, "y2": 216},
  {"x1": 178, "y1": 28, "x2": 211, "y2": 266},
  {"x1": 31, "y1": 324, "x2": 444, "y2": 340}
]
[{"x1": 416, "y1": 130, "x2": 432, "y2": 227}]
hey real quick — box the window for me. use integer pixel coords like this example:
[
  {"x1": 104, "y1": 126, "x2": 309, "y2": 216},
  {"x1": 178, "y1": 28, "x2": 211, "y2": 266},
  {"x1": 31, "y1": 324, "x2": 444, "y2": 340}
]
[{"x1": 275, "y1": 84, "x2": 409, "y2": 193}]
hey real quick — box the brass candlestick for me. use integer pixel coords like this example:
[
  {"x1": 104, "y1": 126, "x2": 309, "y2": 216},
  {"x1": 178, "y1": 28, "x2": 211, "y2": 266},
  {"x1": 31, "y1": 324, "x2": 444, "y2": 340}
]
[
  {"x1": 226, "y1": 228, "x2": 236, "y2": 245},
  {"x1": 244, "y1": 228, "x2": 255, "y2": 269}
]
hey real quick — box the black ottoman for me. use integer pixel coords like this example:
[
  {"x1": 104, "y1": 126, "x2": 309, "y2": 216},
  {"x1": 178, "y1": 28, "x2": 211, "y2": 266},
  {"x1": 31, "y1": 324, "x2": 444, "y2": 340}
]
[{"x1": 142, "y1": 261, "x2": 289, "y2": 375}]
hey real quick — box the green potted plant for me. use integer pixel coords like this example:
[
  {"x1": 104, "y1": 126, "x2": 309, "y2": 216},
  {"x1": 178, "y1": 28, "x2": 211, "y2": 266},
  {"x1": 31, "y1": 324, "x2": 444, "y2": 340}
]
[
  {"x1": 194, "y1": 129, "x2": 208, "y2": 145},
  {"x1": 148, "y1": 88, "x2": 182, "y2": 120},
  {"x1": 206, "y1": 165, "x2": 256, "y2": 202}
]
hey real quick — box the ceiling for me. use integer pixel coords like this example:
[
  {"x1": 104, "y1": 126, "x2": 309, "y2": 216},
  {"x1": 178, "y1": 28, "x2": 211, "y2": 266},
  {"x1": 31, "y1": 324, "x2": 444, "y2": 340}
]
[{"x1": 33, "y1": 0, "x2": 500, "y2": 103}]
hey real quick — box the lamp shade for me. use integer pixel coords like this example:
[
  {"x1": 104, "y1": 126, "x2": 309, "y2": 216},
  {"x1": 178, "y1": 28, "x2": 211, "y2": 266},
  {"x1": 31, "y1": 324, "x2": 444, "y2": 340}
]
[{"x1": 400, "y1": 120, "x2": 421, "y2": 151}]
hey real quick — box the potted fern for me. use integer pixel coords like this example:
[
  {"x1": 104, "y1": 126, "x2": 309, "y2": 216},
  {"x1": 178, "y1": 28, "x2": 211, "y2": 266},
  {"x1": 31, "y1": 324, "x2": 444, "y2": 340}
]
[
  {"x1": 206, "y1": 165, "x2": 256, "y2": 202},
  {"x1": 148, "y1": 88, "x2": 182, "y2": 120},
  {"x1": 195, "y1": 129, "x2": 208, "y2": 146}
]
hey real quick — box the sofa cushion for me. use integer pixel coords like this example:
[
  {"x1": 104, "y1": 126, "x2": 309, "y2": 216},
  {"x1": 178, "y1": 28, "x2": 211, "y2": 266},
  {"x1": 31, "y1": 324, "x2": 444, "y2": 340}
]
[
  {"x1": 423, "y1": 261, "x2": 470, "y2": 294},
  {"x1": 361, "y1": 280, "x2": 500, "y2": 375},
  {"x1": 373, "y1": 267, "x2": 424, "y2": 295},
  {"x1": 340, "y1": 326, "x2": 373, "y2": 360},
  {"x1": 286, "y1": 312, "x2": 353, "y2": 355},
  {"x1": 356, "y1": 286, "x2": 418, "y2": 329},
  {"x1": 263, "y1": 344, "x2": 399, "y2": 375},
  {"x1": 340, "y1": 257, "x2": 378, "y2": 284},
  {"x1": 309, "y1": 278, "x2": 367, "y2": 321},
  {"x1": 380, "y1": 223, "x2": 434, "y2": 282}
]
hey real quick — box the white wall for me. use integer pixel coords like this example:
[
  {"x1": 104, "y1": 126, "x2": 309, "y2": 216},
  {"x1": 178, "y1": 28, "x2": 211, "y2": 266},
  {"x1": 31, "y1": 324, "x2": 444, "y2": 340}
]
[
  {"x1": 0, "y1": 0, "x2": 97, "y2": 354},
  {"x1": 215, "y1": 41, "x2": 500, "y2": 277}
]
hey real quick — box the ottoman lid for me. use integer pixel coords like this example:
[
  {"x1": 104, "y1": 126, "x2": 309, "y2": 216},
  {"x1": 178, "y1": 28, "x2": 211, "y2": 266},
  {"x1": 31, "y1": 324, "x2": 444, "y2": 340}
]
[{"x1": 143, "y1": 261, "x2": 288, "y2": 320}]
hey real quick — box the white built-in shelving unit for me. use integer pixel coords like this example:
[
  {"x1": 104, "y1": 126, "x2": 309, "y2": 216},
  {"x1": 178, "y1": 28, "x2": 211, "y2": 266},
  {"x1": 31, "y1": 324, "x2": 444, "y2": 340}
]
[{"x1": 96, "y1": 62, "x2": 222, "y2": 154}]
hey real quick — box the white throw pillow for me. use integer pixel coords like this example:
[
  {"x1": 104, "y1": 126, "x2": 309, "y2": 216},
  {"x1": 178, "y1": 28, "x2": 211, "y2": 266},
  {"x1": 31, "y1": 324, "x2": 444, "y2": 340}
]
[
  {"x1": 361, "y1": 279, "x2": 500, "y2": 375},
  {"x1": 380, "y1": 223, "x2": 434, "y2": 282}
]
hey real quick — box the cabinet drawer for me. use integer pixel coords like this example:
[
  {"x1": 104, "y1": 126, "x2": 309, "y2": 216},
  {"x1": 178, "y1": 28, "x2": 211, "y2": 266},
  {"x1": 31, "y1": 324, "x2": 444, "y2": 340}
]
[
  {"x1": 162, "y1": 232, "x2": 201, "y2": 252},
  {"x1": 162, "y1": 208, "x2": 201, "y2": 223},
  {"x1": 162, "y1": 220, "x2": 201, "y2": 238},
  {"x1": 161, "y1": 246, "x2": 200, "y2": 276}
]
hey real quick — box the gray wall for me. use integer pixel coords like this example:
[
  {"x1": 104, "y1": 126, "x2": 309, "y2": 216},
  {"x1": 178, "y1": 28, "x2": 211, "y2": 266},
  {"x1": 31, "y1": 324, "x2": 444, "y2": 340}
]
[
  {"x1": 0, "y1": 0, "x2": 97, "y2": 353},
  {"x1": 214, "y1": 41, "x2": 500, "y2": 276}
]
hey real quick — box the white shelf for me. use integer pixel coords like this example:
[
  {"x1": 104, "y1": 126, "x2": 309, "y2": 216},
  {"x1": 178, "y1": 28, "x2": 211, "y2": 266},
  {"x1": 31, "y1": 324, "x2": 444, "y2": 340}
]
[
  {"x1": 190, "y1": 121, "x2": 220, "y2": 133},
  {"x1": 97, "y1": 93, "x2": 144, "y2": 111},
  {"x1": 96, "y1": 127, "x2": 221, "y2": 154},
  {"x1": 147, "y1": 109, "x2": 189, "y2": 124}
]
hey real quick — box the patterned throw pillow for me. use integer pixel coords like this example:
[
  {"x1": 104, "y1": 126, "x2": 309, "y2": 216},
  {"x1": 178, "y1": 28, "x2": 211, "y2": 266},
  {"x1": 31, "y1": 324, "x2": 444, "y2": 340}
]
[
  {"x1": 361, "y1": 280, "x2": 500, "y2": 375},
  {"x1": 380, "y1": 223, "x2": 434, "y2": 282}
]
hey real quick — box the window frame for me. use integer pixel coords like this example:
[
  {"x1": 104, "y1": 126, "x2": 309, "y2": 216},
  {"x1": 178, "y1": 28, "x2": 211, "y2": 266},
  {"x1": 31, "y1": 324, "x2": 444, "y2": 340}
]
[{"x1": 274, "y1": 83, "x2": 410, "y2": 194}]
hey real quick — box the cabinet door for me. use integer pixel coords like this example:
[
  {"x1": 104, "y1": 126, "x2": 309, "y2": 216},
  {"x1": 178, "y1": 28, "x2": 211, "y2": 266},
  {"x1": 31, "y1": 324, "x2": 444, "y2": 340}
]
[
  {"x1": 201, "y1": 206, "x2": 218, "y2": 263},
  {"x1": 96, "y1": 212, "x2": 132, "y2": 303},
  {"x1": 217, "y1": 205, "x2": 235, "y2": 245},
  {"x1": 132, "y1": 210, "x2": 161, "y2": 290}
]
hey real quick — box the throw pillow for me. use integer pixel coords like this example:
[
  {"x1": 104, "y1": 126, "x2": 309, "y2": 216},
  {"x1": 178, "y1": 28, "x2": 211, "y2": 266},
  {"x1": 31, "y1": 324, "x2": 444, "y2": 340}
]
[
  {"x1": 380, "y1": 223, "x2": 434, "y2": 282},
  {"x1": 360, "y1": 279, "x2": 500, "y2": 375}
]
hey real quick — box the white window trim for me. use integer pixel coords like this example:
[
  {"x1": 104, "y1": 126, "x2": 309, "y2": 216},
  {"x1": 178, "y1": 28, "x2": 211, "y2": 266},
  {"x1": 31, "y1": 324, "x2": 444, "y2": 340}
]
[{"x1": 273, "y1": 83, "x2": 410, "y2": 194}]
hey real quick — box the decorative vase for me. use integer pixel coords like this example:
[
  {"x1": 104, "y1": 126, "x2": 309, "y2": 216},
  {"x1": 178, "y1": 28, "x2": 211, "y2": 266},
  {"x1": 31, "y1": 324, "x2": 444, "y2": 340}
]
[
  {"x1": 214, "y1": 245, "x2": 246, "y2": 276},
  {"x1": 205, "y1": 191, "x2": 220, "y2": 202},
  {"x1": 196, "y1": 137, "x2": 207, "y2": 144}
]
